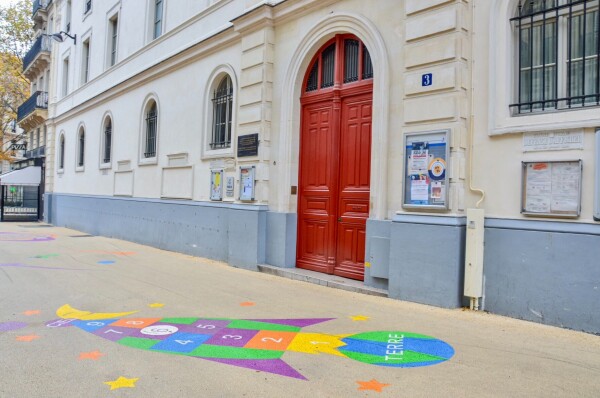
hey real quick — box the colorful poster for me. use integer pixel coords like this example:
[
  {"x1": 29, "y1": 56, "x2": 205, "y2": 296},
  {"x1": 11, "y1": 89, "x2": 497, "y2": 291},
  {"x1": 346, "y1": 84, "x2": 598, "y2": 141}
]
[
  {"x1": 403, "y1": 131, "x2": 449, "y2": 209},
  {"x1": 210, "y1": 170, "x2": 223, "y2": 201},
  {"x1": 240, "y1": 166, "x2": 255, "y2": 201}
]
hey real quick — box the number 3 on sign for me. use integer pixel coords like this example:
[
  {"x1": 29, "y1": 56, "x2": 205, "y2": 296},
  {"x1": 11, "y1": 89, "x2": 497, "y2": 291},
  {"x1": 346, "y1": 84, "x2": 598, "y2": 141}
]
[{"x1": 422, "y1": 73, "x2": 433, "y2": 87}]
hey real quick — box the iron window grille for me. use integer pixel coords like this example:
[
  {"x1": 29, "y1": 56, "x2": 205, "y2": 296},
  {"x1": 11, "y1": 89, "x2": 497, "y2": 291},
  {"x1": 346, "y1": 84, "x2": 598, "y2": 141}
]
[
  {"x1": 78, "y1": 131, "x2": 85, "y2": 167},
  {"x1": 306, "y1": 35, "x2": 374, "y2": 93},
  {"x1": 511, "y1": 0, "x2": 600, "y2": 114},
  {"x1": 103, "y1": 120, "x2": 112, "y2": 163},
  {"x1": 59, "y1": 137, "x2": 65, "y2": 169},
  {"x1": 210, "y1": 76, "x2": 233, "y2": 150},
  {"x1": 144, "y1": 104, "x2": 157, "y2": 158}
]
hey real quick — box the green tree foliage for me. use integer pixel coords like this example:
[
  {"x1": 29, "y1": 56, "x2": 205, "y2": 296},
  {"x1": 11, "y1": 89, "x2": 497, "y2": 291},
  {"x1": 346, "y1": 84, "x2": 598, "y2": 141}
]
[{"x1": 0, "y1": 0, "x2": 34, "y2": 162}]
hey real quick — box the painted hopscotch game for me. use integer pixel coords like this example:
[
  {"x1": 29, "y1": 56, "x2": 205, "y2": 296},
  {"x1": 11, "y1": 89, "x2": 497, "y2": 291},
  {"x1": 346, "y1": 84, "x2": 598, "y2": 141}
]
[{"x1": 42, "y1": 304, "x2": 455, "y2": 380}]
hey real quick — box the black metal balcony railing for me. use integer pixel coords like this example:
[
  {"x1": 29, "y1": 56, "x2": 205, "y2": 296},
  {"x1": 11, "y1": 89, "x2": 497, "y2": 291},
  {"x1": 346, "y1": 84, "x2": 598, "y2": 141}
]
[
  {"x1": 23, "y1": 35, "x2": 51, "y2": 72},
  {"x1": 23, "y1": 146, "x2": 45, "y2": 159},
  {"x1": 17, "y1": 91, "x2": 48, "y2": 122}
]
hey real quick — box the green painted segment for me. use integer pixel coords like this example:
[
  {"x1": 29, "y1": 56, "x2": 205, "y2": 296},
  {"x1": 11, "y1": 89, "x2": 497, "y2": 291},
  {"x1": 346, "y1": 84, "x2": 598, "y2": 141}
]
[
  {"x1": 189, "y1": 344, "x2": 284, "y2": 360},
  {"x1": 347, "y1": 331, "x2": 435, "y2": 343},
  {"x1": 34, "y1": 254, "x2": 60, "y2": 259},
  {"x1": 226, "y1": 320, "x2": 300, "y2": 332},
  {"x1": 340, "y1": 348, "x2": 446, "y2": 365},
  {"x1": 337, "y1": 350, "x2": 386, "y2": 365},
  {"x1": 159, "y1": 318, "x2": 199, "y2": 325},
  {"x1": 117, "y1": 337, "x2": 159, "y2": 350}
]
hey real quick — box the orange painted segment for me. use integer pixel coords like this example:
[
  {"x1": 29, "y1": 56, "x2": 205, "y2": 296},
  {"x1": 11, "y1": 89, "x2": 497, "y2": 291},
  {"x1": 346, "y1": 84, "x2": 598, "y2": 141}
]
[
  {"x1": 110, "y1": 318, "x2": 162, "y2": 329},
  {"x1": 244, "y1": 330, "x2": 298, "y2": 351}
]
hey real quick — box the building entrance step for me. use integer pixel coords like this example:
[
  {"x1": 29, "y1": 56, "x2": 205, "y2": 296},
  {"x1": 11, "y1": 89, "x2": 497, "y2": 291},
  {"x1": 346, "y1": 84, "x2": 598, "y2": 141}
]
[{"x1": 257, "y1": 264, "x2": 388, "y2": 298}]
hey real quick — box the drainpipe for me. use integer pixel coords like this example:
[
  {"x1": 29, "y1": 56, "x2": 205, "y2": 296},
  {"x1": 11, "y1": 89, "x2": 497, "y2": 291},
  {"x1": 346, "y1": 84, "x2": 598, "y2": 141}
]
[{"x1": 464, "y1": 0, "x2": 486, "y2": 311}]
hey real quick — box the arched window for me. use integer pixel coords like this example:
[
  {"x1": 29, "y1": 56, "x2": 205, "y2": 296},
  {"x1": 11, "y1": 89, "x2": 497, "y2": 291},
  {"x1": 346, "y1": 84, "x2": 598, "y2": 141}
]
[
  {"x1": 305, "y1": 34, "x2": 373, "y2": 93},
  {"x1": 58, "y1": 134, "x2": 65, "y2": 170},
  {"x1": 211, "y1": 75, "x2": 233, "y2": 149},
  {"x1": 144, "y1": 100, "x2": 158, "y2": 158},
  {"x1": 77, "y1": 127, "x2": 85, "y2": 167},
  {"x1": 512, "y1": 0, "x2": 600, "y2": 113},
  {"x1": 103, "y1": 116, "x2": 112, "y2": 164}
]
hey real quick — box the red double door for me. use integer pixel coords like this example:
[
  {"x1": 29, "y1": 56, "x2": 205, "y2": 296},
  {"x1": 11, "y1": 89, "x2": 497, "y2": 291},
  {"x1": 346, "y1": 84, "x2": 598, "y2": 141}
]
[{"x1": 297, "y1": 90, "x2": 372, "y2": 281}]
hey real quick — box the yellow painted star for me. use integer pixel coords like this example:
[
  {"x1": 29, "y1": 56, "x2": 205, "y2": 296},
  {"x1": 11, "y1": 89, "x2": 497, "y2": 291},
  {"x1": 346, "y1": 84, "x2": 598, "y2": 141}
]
[
  {"x1": 148, "y1": 303, "x2": 165, "y2": 308},
  {"x1": 350, "y1": 315, "x2": 370, "y2": 321},
  {"x1": 104, "y1": 376, "x2": 139, "y2": 390}
]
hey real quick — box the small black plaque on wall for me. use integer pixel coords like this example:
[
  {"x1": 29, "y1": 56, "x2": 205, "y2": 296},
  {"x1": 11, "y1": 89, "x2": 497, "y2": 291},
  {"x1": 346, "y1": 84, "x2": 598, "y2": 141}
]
[{"x1": 237, "y1": 134, "x2": 259, "y2": 157}]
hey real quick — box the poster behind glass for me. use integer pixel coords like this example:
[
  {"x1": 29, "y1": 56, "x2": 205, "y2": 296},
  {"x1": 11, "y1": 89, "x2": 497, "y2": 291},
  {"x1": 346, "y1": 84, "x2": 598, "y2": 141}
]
[{"x1": 402, "y1": 130, "x2": 450, "y2": 210}]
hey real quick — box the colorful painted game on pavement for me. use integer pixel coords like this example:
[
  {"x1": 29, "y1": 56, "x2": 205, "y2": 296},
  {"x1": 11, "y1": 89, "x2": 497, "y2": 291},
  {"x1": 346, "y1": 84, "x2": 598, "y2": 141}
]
[
  {"x1": 0, "y1": 232, "x2": 55, "y2": 242},
  {"x1": 45, "y1": 305, "x2": 455, "y2": 380}
]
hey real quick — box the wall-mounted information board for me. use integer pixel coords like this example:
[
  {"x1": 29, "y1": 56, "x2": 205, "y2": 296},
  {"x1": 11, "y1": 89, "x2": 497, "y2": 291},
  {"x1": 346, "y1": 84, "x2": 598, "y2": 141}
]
[
  {"x1": 210, "y1": 169, "x2": 224, "y2": 201},
  {"x1": 521, "y1": 160, "x2": 582, "y2": 218},
  {"x1": 402, "y1": 130, "x2": 450, "y2": 210},
  {"x1": 239, "y1": 166, "x2": 256, "y2": 201}
]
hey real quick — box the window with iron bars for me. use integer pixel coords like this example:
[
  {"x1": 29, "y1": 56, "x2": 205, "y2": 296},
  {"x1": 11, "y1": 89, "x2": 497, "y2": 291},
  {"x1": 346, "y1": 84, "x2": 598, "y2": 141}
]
[
  {"x1": 78, "y1": 130, "x2": 85, "y2": 167},
  {"x1": 511, "y1": 0, "x2": 600, "y2": 114},
  {"x1": 210, "y1": 76, "x2": 233, "y2": 150},
  {"x1": 144, "y1": 103, "x2": 157, "y2": 158},
  {"x1": 103, "y1": 119, "x2": 112, "y2": 163}
]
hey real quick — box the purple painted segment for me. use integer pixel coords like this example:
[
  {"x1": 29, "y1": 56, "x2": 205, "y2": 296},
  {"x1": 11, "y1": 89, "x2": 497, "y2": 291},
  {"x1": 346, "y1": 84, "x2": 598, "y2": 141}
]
[
  {"x1": 0, "y1": 232, "x2": 55, "y2": 242},
  {"x1": 0, "y1": 263, "x2": 90, "y2": 271},
  {"x1": 205, "y1": 328, "x2": 258, "y2": 347},
  {"x1": 202, "y1": 358, "x2": 307, "y2": 380},
  {"x1": 46, "y1": 319, "x2": 77, "y2": 328},
  {"x1": 0, "y1": 322, "x2": 28, "y2": 332},
  {"x1": 247, "y1": 318, "x2": 335, "y2": 328},
  {"x1": 92, "y1": 325, "x2": 137, "y2": 341}
]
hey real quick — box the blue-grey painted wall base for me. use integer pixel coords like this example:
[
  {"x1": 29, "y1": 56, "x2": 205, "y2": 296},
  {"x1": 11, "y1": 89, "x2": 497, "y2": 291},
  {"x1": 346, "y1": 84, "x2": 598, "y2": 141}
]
[
  {"x1": 484, "y1": 218, "x2": 600, "y2": 334},
  {"x1": 46, "y1": 193, "x2": 267, "y2": 270},
  {"x1": 388, "y1": 215, "x2": 466, "y2": 309}
]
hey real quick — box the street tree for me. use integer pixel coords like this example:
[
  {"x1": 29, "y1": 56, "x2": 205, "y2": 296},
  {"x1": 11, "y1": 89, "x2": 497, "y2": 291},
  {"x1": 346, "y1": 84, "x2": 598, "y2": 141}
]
[{"x1": 0, "y1": 0, "x2": 34, "y2": 162}]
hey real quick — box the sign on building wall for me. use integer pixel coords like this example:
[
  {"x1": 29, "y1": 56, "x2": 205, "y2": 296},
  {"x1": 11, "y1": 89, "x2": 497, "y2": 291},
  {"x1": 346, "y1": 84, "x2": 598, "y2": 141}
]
[
  {"x1": 521, "y1": 160, "x2": 582, "y2": 218},
  {"x1": 210, "y1": 169, "x2": 224, "y2": 201},
  {"x1": 523, "y1": 130, "x2": 584, "y2": 152},
  {"x1": 237, "y1": 134, "x2": 259, "y2": 157},
  {"x1": 226, "y1": 176, "x2": 235, "y2": 198},
  {"x1": 402, "y1": 130, "x2": 450, "y2": 210},
  {"x1": 239, "y1": 166, "x2": 255, "y2": 201}
]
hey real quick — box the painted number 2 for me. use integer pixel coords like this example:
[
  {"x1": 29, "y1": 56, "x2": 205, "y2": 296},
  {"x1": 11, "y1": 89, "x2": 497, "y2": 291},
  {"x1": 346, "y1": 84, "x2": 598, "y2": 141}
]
[{"x1": 261, "y1": 337, "x2": 283, "y2": 343}]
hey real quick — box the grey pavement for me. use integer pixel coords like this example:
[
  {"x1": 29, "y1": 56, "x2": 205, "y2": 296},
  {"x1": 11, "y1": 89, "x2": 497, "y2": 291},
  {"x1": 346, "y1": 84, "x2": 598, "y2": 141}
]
[{"x1": 0, "y1": 222, "x2": 599, "y2": 397}]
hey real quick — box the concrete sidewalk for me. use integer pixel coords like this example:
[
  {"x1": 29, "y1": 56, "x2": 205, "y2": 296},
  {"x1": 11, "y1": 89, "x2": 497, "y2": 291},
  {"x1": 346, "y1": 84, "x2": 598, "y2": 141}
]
[{"x1": 0, "y1": 222, "x2": 599, "y2": 397}]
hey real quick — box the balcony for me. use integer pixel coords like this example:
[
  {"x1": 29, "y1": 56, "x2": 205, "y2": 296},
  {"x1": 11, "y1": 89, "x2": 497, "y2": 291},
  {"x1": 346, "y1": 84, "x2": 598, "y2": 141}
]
[
  {"x1": 23, "y1": 35, "x2": 51, "y2": 79},
  {"x1": 24, "y1": 146, "x2": 46, "y2": 159},
  {"x1": 32, "y1": 0, "x2": 51, "y2": 29},
  {"x1": 17, "y1": 91, "x2": 48, "y2": 131}
]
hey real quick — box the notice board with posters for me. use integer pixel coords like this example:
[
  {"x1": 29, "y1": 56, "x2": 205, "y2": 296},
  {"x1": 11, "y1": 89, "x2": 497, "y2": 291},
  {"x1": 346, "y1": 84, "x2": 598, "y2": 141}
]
[
  {"x1": 522, "y1": 160, "x2": 582, "y2": 218},
  {"x1": 402, "y1": 130, "x2": 450, "y2": 210}
]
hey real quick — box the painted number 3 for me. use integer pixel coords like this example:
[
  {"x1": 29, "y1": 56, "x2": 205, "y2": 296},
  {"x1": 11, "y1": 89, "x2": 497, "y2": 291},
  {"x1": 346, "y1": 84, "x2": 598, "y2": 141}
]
[{"x1": 222, "y1": 334, "x2": 243, "y2": 340}]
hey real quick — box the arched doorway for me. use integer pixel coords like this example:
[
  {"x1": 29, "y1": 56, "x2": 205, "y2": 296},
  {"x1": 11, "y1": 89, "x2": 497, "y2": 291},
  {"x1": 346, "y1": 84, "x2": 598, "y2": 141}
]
[{"x1": 297, "y1": 34, "x2": 373, "y2": 281}]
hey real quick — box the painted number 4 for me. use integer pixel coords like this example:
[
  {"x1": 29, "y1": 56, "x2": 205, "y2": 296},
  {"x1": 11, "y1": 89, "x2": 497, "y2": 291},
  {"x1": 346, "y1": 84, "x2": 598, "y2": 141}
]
[{"x1": 422, "y1": 73, "x2": 433, "y2": 87}]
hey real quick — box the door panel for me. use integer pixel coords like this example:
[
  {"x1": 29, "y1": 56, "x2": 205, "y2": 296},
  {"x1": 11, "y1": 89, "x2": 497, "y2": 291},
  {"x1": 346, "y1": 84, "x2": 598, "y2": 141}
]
[
  {"x1": 297, "y1": 103, "x2": 337, "y2": 274},
  {"x1": 334, "y1": 95, "x2": 372, "y2": 280}
]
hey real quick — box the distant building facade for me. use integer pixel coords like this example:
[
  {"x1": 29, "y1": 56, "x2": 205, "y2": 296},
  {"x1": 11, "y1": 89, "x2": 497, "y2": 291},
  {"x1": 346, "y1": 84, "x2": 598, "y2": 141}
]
[{"x1": 43, "y1": 0, "x2": 600, "y2": 333}]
